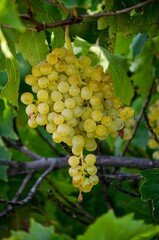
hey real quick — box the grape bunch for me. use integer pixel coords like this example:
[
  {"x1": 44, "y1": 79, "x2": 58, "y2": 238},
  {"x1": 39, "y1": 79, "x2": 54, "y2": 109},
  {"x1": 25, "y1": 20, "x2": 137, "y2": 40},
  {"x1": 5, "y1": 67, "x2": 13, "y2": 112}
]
[
  {"x1": 147, "y1": 97, "x2": 159, "y2": 159},
  {"x1": 21, "y1": 46, "x2": 135, "y2": 200}
]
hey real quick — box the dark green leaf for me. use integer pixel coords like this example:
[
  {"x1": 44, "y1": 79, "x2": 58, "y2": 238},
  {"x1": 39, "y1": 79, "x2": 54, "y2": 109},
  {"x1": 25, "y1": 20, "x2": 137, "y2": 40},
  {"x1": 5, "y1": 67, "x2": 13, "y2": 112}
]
[
  {"x1": 130, "y1": 37, "x2": 157, "y2": 98},
  {"x1": 140, "y1": 169, "x2": 159, "y2": 219},
  {"x1": 0, "y1": 99, "x2": 18, "y2": 139}
]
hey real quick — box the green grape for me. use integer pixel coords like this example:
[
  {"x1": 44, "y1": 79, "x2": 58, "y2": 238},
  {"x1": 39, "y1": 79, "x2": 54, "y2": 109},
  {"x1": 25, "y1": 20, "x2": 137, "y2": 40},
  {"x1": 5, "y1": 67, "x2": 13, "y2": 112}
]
[
  {"x1": 46, "y1": 53, "x2": 58, "y2": 65},
  {"x1": 123, "y1": 128, "x2": 133, "y2": 140},
  {"x1": 81, "y1": 86, "x2": 93, "y2": 100},
  {"x1": 72, "y1": 146, "x2": 83, "y2": 156},
  {"x1": 72, "y1": 175, "x2": 83, "y2": 186},
  {"x1": 113, "y1": 118, "x2": 124, "y2": 130},
  {"x1": 46, "y1": 122, "x2": 57, "y2": 133},
  {"x1": 28, "y1": 117, "x2": 38, "y2": 128},
  {"x1": 68, "y1": 156, "x2": 80, "y2": 167},
  {"x1": 65, "y1": 64, "x2": 76, "y2": 76},
  {"x1": 55, "y1": 60, "x2": 66, "y2": 72},
  {"x1": 78, "y1": 56, "x2": 91, "y2": 67},
  {"x1": 89, "y1": 80, "x2": 100, "y2": 92},
  {"x1": 84, "y1": 119, "x2": 96, "y2": 132},
  {"x1": 26, "y1": 104, "x2": 37, "y2": 116},
  {"x1": 101, "y1": 116, "x2": 112, "y2": 127},
  {"x1": 32, "y1": 65, "x2": 42, "y2": 77},
  {"x1": 90, "y1": 95, "x2": 101, "y2": 107},
  {"x1": 82, "y1": 178, "x2": 93, "y2": 193},
  {"x1": 85, "y1": 154, "x2": 96, "y2": 166},
  {"x1": 68, "y1": 75, "x2": 79, "y2": 85},
  {"x1": 37, "y1": 89, "x2": 49, "y2": 102},
  {"x1": 89, "y1": 175, "x2": 99, "y2": 185},
  {"x1": 91, "y1": 69, "x2": 102, "y2": 82},
  {"x1": 72, "y1": 106, "x2": 82, "y2": 118},
  {"x1": 47, "y1": 112, "x2": 57, "y2": 122},
  {"x1": 38, "y1": 102, "x2": 49, "y2": 114},
  {"x1": 91, "y1": 110, "x2": 102, "y2": 122},
  {"x1": 73, "y1": 95, "x2": 84, "y2": 106},
  {"x1": 57, "y1": 123, "x2": 70, "y2": 137},
  {"x1": 87, "y1": 166, "x2": 97, "y2": 176},
  {"x1": 61, "y1": 108, "x2": 73, "y2": 121},
  {"x1": 48, "y1": 81, "x2": 58, "y2": 91},
  {"x1": 48, "y1": 71, "x2": 58, "y2": 81},
  {"x1": 148, "y1": 139, "x2": 159, "y2": 149},
  {"x1": 21, "y1": 92, "x2": 34, "y2": 105},
  {"x1": 52, "y1": 131, "x2": 63, "y2": 143},
  {"x1": 81, "y1": 107, "x2": 92, "y2": 121},
  {"x1": 125, "y1": 118, "x2": 136, "y2": 128},
  {"x1": 25, "y1": 74, "x2": 37, "y2": 86},
  {"x1": 51, "y1": 90, "x2": 62, "y2": 102},
  {"x1": 40, "y1": 62, "x2": 52, "y2": 75},
  {"x1": 72, "y1": 135, "x2": 85, "y2": 148},
  {"x1": 69, "y1": 85, "x2": 80, "y2": 97},
  {"x1": 152, "y1": 151, "x2": 159, "y2": 160},
  {"x1": 95, "y1": 125, "x2": 106, "y2": 137},
  {"x1": 108, "y1": 108, "x2": 119, "y2": 120},
  {"x1": 65, "y1": 98, "x2": 75, "y2": 109},
  {"x1": 57, "y1": 81, "x2": 70, "y2": 93},
  {"x1": 58, "y1": 74, "x2": 68, "y2": 82},
  {"x1": 36, "y1": 114, "x2": 47, "y2": 126},
  {"x1": 65, "y1": 53, "x2": 75, "y2": 64},
  {"x1": 67, "y1": 117, "x2": 78, "y2": 127},
  {"x1": 32, "y1": 83, "x2": 41, "y2": 93},
  {"x1": 38, "y1": 77, "x2": 49, "y2": 88},
  {"x1": 53, "y1": 100, "x2": 65, "y2": 113},
  {"x1": 54, "y1": 114, "x2": 64, "y2": 125}
]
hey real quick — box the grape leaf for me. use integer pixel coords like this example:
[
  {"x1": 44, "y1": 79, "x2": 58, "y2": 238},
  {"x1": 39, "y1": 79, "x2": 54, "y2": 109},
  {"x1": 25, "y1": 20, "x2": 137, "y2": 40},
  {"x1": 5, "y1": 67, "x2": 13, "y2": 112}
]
[
  {"x1": 77, "y1": 210, "x2": 159, "y2": 240},
  {"x1": 6, "y1": 219, "x2": 73, "y2": 240},
  {"x1": 140, "y1": 169, "x2": 159, "y2": 219},
  {"x1": 16, "y1": 31, "x2": 49, "y2": 66},
  {"x1": 0, "y1": 0, "x2": 24, "y2": 30},
  {"x1": 0, "y1": 55, "x2": 20, "y2": 107},
  {"x1": 130, "y1": 37, "x2": 158, "y2": 98},
  {"x1": 0, "y1": 99, "x2": 18, "y2": 140}
]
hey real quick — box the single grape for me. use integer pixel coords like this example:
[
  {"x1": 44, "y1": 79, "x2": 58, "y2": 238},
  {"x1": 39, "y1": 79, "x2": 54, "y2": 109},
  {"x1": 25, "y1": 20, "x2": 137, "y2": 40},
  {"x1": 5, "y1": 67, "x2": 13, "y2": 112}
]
[
  {"x1": 68, "y1": 156, "x2": 80, "y2": 167},
  {"x1": 21, "y1": 92, "x2": 34, "y2": 105}
]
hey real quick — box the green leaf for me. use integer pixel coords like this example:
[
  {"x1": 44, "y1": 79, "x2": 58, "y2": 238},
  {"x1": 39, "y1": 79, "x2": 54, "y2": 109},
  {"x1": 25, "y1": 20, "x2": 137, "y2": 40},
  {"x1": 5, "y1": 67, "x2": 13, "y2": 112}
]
[
  {"x1": 90, "y1": 46, "x2": 134, "y2": 104},
  {"x1": 130, "y1": 37, "x2": 157, "y2": 98},
  {"x1": 140, "y1": 169, "x2": 159, "y2": 219},
  {"x1": 0, "y1": 57, "x2": 20, "y2": 107},
  {"x1": 0, "y1": 0, "x2": 24, "y2": 30},
  {"x1": 4, "y1": 219, "x2": 73, "y2": 240},
  {"x1": 0, "y1": 99, "x2": 18, "y2": 140},
  {"x1": 16, "y1": 31, "x2": 49, "y2": 66},
  {"x1": 77, "y1": 210, "x2": 159, "y2": 240}
]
